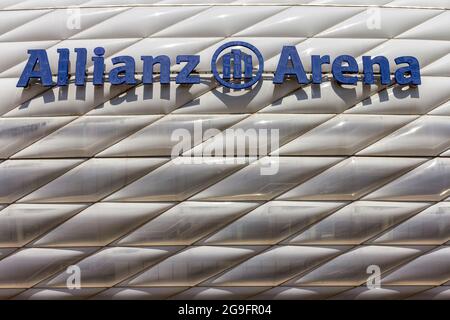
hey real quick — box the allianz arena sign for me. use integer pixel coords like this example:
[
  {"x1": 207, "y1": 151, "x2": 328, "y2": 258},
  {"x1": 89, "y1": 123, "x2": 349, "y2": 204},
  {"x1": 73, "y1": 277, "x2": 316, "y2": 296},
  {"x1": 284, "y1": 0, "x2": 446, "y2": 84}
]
[{"x1": 17, "y1": 41, "x2": 422, "y2": 89}]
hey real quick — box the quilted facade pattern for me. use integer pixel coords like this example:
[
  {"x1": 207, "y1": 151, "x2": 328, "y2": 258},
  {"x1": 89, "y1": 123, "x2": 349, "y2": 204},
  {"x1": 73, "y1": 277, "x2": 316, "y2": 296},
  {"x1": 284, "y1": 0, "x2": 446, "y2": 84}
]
[{"x1": 0, "y1": 0, "x2": 450, "y2": 300}]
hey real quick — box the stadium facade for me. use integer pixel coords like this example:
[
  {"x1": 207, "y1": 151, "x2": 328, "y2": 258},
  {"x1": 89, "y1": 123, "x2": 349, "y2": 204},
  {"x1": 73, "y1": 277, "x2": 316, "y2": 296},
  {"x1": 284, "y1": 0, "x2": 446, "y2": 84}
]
[{"x1": 0, "y1": 0, "x2": 449, "y2": 300}]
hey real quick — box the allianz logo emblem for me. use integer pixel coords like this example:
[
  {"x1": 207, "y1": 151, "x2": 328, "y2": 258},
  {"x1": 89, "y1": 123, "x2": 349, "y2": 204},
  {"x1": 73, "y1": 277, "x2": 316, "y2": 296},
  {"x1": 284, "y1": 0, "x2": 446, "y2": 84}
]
[
  {"x1": 211, "y1": 41, "x2": 264, "y2": 90},
  {"x1": 17, "y1": 41, "x2": 421, "y2": 89}
]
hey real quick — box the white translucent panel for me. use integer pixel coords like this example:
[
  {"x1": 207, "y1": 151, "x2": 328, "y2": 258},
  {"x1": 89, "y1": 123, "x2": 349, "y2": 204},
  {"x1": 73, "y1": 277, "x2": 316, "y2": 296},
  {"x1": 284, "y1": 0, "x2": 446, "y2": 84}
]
[
  {"x1": 99, "y1": 114, "x2": 246, "y2": 157},
  {"x1": 428, "y1": 100, "x2": 450, "y2": 116},
  {"x1": 260, "y1": 81, "x2": 384, "y2": 114},
  {"x1": 289, "y1": 246, "x2": 427, "y2": 286},
  {"x1": 32, "y1": 202, "x2": 174, "y2": 247},
  {"x1": 187, "y1": 114, "x2": 333, "y2": 157},
  {"x1": 13, "y1": 288, "x2": 103, "y2": 300},
  {"x1": 106, "y1": 157, "x2": 248, "y2": 202},
  {"x1": 171, "y1": 287, "x2": 270, "y2": 300},
  {"x1": 87, "y1": 80, "x2": 215, "y2": 115},
  {"x1": 289, "y1": 201, "x2": 430, "y2": 245},
  {"x1": 312, "y1": 0, "x2": 393, "y2": 4},
  {"x1": 0, "y1": 78, "x2": 49, "y2": 116},
  {"x1": 251, "y1": 287, "x2": 351, "y2": 300},
  {"x1": 0, "y1": 248, "x2": 95, "y2": 288},
  {"x1": 3, "y1": 1, "x2": 450, "y2": 297},
  {"x1": 373, "y1": 203, "x2": 450, "y2": 245},
  {"x1": 0, "y1": 159, "x2": 82, "y2": 203},
  {"x1": 92, "y1": 287, "x2": 187, "y2": 300},
  {"x1": 203, "y1": 201, "x2": 346, "y2": 245},
  {"x1": 0, "y1": 9, "x2": 49, "y2": 36},
  {"x1": 0, "y1": 204, "x2": 87, "y2": 247},
  {"x1": 6, "y1": 0, "x2": 89, "y2": 9},
  {"x1": 83, "y1": 0, "x2": 161, "y2": 5},
  {"x1": 233, "y1": 0, "x2": 312, "y2": 3},
  {"x1": 20, "y1": 158, "x2": 168, "y2": 203},
  {"x1": 264, "y1": 38, "x2": 385, "y2": 72},
  {"x1": 153, "y1": 6, "x2": 284, "y2": 37},
  {"x1": 192, "y1": 157, "x2": 343, "y2": 201},
  {"x1": 0, "y1": 8, "x2": 127, "y2": 42},
  {"x1": 4, "y1": 83, "x2": 133, "y2": 117},
  {"x1": 0, "y1": 289, "x2": 24, "y2": 300},
  {"x1": 398, "y1": 11, "x2": 450, "y2": 40},
  {"x1": 0, "y1": 248, "x2": 14, "y2": 259},
  {"x1": 179, "y1": 0, "x2": 248, "y2": 3},
  {"x1": 407, "y1": 286, "x2": 450, "y2": 300},
  {"x1": 0, "y1": 0, "x2": 25, "y2": 9},
  {"x1": 118, "y1": 202, "x2": 259, "y2": 245},
  {"x1": 8, "y1": 0, "x2": 441, "y2": 9},
  {"x1": 277, "y1": 115, "x2": 416, "y2": 155},
  {"x1": 173, "y1": 79, "x2": 301, "y2": 114},
  {"x1": 278, "y1": 157, "x2": 426, "y2": 201},
  {"x1": 331, "y1": 286, "x2": 432, "y2": 300},
  {"x1": 71, "y1": 6, "x2": 208, "y2": 39},
  {"x1": 348, "y1": 77, "x2": 450, "y2": 115},
  {"x1": 236, "y1": 6, "x2": 363, "y2": 37},
  {"x1": 316, "y1": 8, "x2": 441, "y2": 39},
  {"x1": 387, "y1": 0, "x2": 450, "y2": 8},
  {"x1": 382, "y1": 246, "x2": 450, "y2": 285},
  {"x1": 0, "y1": 41, "x2": 58, "y2": 75},
  {"x1": 0, "y1": 117, "x2": 74, "y2": 158},
  {"x1": 358, "y1": 116, "x2": 450, "y2": 156},
  {"x1": 364, "y1": 158, "x2": 450, "y2": 201},
  {"x1": 124, "y1": 246, "x2": 263, "y2": 286},
  {"x1": 13, "y1": 116, "x2": 160, "y2": 158},
  {"x1": 1, "y1": 38, "x2": 140, "y2": 78},
  {"x1": 203, "y1": 246, "x2": 344, "y2": 286},
  {"x1": 43, "y1": 247, "x2": 179, "y2": 288},
  {"x1": 422, "y1": 53, "x2": 450, "y2": 76}
]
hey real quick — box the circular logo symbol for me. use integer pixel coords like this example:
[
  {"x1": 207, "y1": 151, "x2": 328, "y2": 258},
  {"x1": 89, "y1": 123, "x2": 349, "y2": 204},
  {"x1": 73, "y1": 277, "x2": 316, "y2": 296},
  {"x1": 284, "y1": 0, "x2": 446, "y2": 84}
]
[{"x1": 211, "y1": 41, "x2": 264, "y2": 90}]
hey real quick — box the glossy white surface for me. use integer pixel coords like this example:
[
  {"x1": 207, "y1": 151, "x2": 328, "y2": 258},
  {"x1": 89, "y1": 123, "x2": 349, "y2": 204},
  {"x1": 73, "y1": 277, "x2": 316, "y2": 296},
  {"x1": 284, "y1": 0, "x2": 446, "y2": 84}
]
[{"x1": 1, "y1": 0, "x2": 449, "y2": 300}]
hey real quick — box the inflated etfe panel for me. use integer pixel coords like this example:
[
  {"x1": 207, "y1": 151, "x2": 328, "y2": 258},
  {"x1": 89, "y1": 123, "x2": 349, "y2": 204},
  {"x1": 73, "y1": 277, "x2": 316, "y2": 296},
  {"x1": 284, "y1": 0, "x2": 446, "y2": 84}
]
[{"x1": 0, "y1": 0, "x2": 449, "y2": 300}]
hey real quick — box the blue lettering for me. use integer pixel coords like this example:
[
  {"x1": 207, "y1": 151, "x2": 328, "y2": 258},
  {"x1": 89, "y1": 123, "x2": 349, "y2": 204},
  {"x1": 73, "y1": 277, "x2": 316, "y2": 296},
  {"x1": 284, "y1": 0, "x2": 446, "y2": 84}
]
[
  {"x1": 363, "y1": 56, "x2": 391, "y2": 85},
  {"x1": 332, "y1": 55, "x2": 359, "y2": 85},
  {"x1": 74, "y1": 48, "x2": 87, "y2": 86},
  {"x1": 56, "y1": 48, "x2": 70, "y2": 86},
  {"x1": 395, "y1": 56, "x2": 421, "y2": 85},
  {"x1": 15, "y1": 44, "x2": 422, "y2": 89},
  {"x1": 274, "y1": 46, "x2": 308, "y2": 84},
  {"x1": 311, "y1": 55, "x2": 330, "y2": 84},
  {"x1": 109, "y1": 55, "x2": 136, "y2": 85},
  {"x1": 17, "y1": 49, "x2": 53, "y2": 87},
  {"x1": 92, "y1": 47, "x2": 105, "y2": 85},
  {"x1": 142, "y1": 55, "x2": 171, "y2": 84},
  {"x1": 176, "y1": 55, "x2": 200, "y2": 84}
]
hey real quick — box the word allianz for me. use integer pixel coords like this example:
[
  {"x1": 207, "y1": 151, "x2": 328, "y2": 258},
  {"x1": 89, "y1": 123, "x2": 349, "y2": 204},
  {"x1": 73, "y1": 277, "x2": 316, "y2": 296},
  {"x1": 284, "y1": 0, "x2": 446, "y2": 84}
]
[{"x1": 16, "y1": 45, "x2": 422, "y2": 88}]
